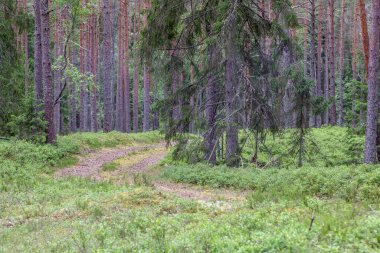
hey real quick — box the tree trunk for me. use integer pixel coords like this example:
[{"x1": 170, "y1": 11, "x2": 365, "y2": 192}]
[
  {"x1": 103, "y1": 0, "x2": 113, "y2": 132},
  {"x1": 79, "y1": 17, "x2": 86, "y2": 131},
  {"x1": 41, "y1": 0, "x2": 56, "y2": 143},
  {"x1": 70, "y1": 44, "x2": 77, "y2": 132},
  {"x1": 338, "y1": 0, "x2": 345, "y2": 126},
  {"x1": 23, "y1": 0, "x2": 28, "y2": 96},
  {"x1": 204, "y1": 45, "x2": 219, "y2": 164},
  {"x1": 143, "y1": 64, "x2": 151, "y2": 132},
  {"x1": 54, "y1": 9, "x2": 61, "y2": 134},
  {"x1": 328, "y1": 0, "x2": 337, "y2": 125},
  {"x1": 133, "y1": 0, "x2": 141, "y2": 132},
  {"x1": 364, "y1": 0, "x2": 380, "y2": 164},
  {"x1": 309, "y1": 0, "x2": 317, "y2": 127},
  {"x1": 116, "y1": 2, "x2": 124, "y2": 131},
  {"x1": 315, "y1": 1, "x2": 323, "y2": 127},
  {"x1": 124, "y1": 0, "x2": 131, "y2": 132},
  {"x1": 352, "y1": 1, "x2": 358, "y2": 128},
  {"x1": 224, "y1": 10, "x2": 239, "y2": 166},
  {"x1": 91, "y1": 10, "x2": 98, "y2": 132},
  {"x1": 142, "y1": 0, "x2": 151, "y2": 132},
  {"x1": 34, "y1": 0, "x2": 43, "y2": 110},
  {"x1": 359, "y1": 0, "x2": 369, "y2": 80},
  {"x1": 324, "y1": 12, "x2": 329, "y2": 125}
]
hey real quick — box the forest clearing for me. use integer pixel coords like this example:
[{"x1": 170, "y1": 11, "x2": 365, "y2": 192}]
[{"x1": 1, "y1": 0, "x2": 380, "y2": 252}]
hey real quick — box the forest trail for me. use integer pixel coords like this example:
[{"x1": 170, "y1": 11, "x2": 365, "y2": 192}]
[{"x1": 55, "y1": 144, "x2": 247, "y2": 203}]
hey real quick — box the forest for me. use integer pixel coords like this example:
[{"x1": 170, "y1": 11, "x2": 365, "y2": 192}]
[{"x1": 1, "y1": 0, "x2": 380, "y2": 251}]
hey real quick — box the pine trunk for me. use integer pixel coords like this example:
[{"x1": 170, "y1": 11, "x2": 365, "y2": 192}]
[
  {"x1": 352, "y1": 2, "x2": 358, "y2": 127},
  {"x1": 338, "y1": 0, "x2": 345, "y2": 126},
  {"x1": 204, "y1": 45, "x2": 219, "y2": 164},
  {"x1": 328, "y1": 0, "x2": 337, "y2": 125},
  {"x1": 315, "y1": 2, "x2": 323, "y2": 127},
  {"x1": 103, "y1": 0, "x2": 113, "y2": 132},
  {"x1": 33, "y1": 0, "x2": 43, "y2": 110},
  {"x1": 133, "y1": 0, "x2": 141, "y2": 132},
  {"x1": 124, "y1": 0, "x2": 131, "y2": 133},
  {"x1": 309, "y1": 0, "x2": 317, "y2": 127},
  {"x1": 364, "y1": 0, "x2": 380, "y2": 163},
  {"x1": 116, "y1": 2, "x2": 124, "y2": 131},
  {"x1": 359, "y1": 0, "x2": 369, "y2": 80},
  {"x1": 225, "y1": 11, "x2": 239, "y2": 166},
  {"x1": 41, "y1": 0, "x2": 56, "y2": 143}
]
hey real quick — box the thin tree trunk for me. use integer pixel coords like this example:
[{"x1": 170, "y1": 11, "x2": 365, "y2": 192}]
[
  {"x1": 124, "y1": 0, "x2": 131, "y2": 132},
  {"x1": 328, "y1": 0, "x2": 337, "y2": 125},
  {"x1": 309, "y1": 0, "x2": 316, "y2": 127},
  {"x1": 352, "y1": 1, "x2": 358, "y2": 127},
  {"x1": 189, "y1": 65, "x2": 195, "y2": 133},
  {"x1": 70, "y1": 44, "x2": 77, "y2": 132},
  {"x1": 79, "y1": 15, "x2": 86, "y2": 131},
  {"x1": 116, "y1": 1, "x2": 124, "y2": 131},
  {"x1": 91, "y1": 9, "x2": 98, "y2": 132},
  {"x1": 143, "y1": 64, "x2": 151, "y2": 132},
  {"x1": 315, "y1": 1, "x2": 323, "y2": 127},
  {"x1": 54, "y1": 9, "x2": 61, "y2": 134},
  {"x1": 34, "y1": 0, "x2": 43, "y2": 110},
  {"x1": 204, "y1": 45, "x2": 219, "y2": 164},
  {"x1": 142, "y1": 0, "x2": 151, "y2": 132},
  {"x1": 225, "y1": 9, "x2": 239, "y2": 166},
  {"x1": 23, "y1": 0, "x2": 28, "y2": 96},
  {"x1": 324, "y1": 14, "x2": 329, "y2": 125},
  {"x1": 41, "y1": 0, "x2": 56, "y2": 143},
  {"x1": 359, "y1": 0, "x2": 369, "y2": 80},
  {"x1": 133, "y1": 0, "x2": 141, "y2": 132},
  {"x1": 338, "y1": 0, "x2": 345, "y2": 126},
  {"x1": 364, "y1": 0, "x2": 380, "y2": 164},
  {"x1": 103, "y1": 0, "x2": 113, "y2": 132}
]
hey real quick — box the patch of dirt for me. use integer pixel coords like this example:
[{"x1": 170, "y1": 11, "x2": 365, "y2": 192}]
[
  {"x1": 55, "y1": 142, "x2": 248, "y2": 204},
  {"x1": 54, "y1": 144, "x2": 164, "y2": 179},
  {"x1": 154, "y1": 182, "x2": 247, "y2": 202}
]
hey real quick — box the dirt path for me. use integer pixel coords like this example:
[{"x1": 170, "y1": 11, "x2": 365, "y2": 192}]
[
  {"x1": 54, "y1": 144, "x2": 164, "y2": 179},
  {"x1": 55, "y1": 143, "x2": 247, "y2": 203}
]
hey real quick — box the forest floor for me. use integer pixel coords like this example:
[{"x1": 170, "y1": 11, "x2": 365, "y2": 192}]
[
  {"x1": 55, "y1": 143, "x2": 246, "y2": 203},
  {"x1": 1, "y1": 129, "x2": 380, "y2": 252}
]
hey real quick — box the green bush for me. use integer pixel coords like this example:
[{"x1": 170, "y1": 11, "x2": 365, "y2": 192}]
[{"x1": 162, "y1": 163, "x2": 380, "y2": 202}]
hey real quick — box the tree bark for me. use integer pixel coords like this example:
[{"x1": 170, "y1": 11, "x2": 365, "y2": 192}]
[
  {"x1": 142, "y1": 0, "x2": 151, "y2": 132},
  {"x1": 91, "y1": 9, "x2": 98, "y2": 132},
  {"x1": 116, "y1": 1, "x2": 124, "y2": 131},
  {"x1": 41, "y1": 0, "x2": 56, "y2": 143},
  {"x1": 309, "y1": 0, "x2": 317, "y2": 127},
  {"x1": 70, "y1": 44, "x2": 77, "y2": 132},
  {"x1": 315, "y1": 1, "x2": 323, "y2": 127},
  {"x1": 54, "y1": 9, "x2": 61, "y2": 134},
  {"x1": 224, "y1": 9, "x2": 239, "y2": 166},
  {"x1": 359, "y1": 0, "x2": 369, "y2": 80},
  {"x1": 328, "y1": 0, "x2": 337, "y2": 125},
  {"x1": 79, "y1": 14, "x2": 87, "y2": 132},
  {"x1": 352, "y1": 1, "x2": 358, "y2": 127},
  {"x1": 364, "y1": 0, "x2": 380, "y2": 164},
  {"x1": 338, "y1": 0, "x2": 345, "y2": 126},
  {"x1": 133, "y1": 0, "x2": 141, "y2": 132},
  {"x1": 324, "y1": 12, "x2": 329, "y2": 125},
  {"x1": 204, "y1": 45, "x2": 219, "y2": 164},
  {"x1": 124, "y1": 0, "x2": 131, "y2": 132},
  {"x1": 103, "y1": 0, "x2": 113, "y2": 132},
  {"x1": 34, "y1": 0, "x2": 43, "y2": 110}
]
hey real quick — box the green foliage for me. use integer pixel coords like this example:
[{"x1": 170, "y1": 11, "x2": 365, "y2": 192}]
[
  {"x1": 1, "y1": 131, "x2": 380, "y2": 252},
  {"x1": 0, "y1": 131, "x2": 162, "y2": 191},
  {"x1": 162, "y1": 163, "x2": 380, "y2": 203},
  {"x1": 5, "y1": 98, "x2": 47, "y2": 142},
  {"x1": 102, "y1": 162, "x2": 119, "y2": 172}
]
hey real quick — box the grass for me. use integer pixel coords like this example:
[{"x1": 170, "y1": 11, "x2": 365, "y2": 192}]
[{"x1": 1, "y1": 128, "x2": 380, "y2": 252}]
